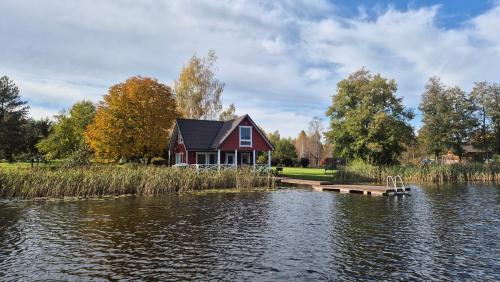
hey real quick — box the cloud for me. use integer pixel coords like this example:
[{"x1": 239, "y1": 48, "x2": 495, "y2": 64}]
[{"x1": 1, "y1": 1, "x2": 499, "y2": 137}]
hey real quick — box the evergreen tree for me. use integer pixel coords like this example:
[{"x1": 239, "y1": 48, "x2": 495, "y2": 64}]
[{"x1": 0, "y1": 76, "x2": 29, "y2": 161}]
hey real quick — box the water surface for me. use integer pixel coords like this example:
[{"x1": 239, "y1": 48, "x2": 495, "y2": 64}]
[{"x1": 0, "y1": 184, "x2": 499, "y2": 281}]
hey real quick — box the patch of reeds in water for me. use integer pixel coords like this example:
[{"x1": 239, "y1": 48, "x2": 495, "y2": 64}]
[
  {"x1": 0, "y1": 166, "x2": 275, "y2": 198},
  {"x1": 334, "y1": 160, "x2": 500, "y2": 183}
]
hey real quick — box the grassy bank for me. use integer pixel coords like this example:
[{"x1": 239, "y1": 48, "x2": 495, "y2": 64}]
[
  {"x1": 278, "y1": 167, "x2": 336, "y2": 181},
  {"x1": 335, "y1": 161, "x2": 500, "y2": 183},
  {"x1": 0, "y1": 166, "x2": 275, "y2": 198},
  {"x1": 276, "y1": 162, "x2": 499, "y2": 184}
]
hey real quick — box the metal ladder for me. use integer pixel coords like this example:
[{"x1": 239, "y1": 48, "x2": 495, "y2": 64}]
[{"x1": 386, "y1": 175, "x2": 406, "y2": 194}]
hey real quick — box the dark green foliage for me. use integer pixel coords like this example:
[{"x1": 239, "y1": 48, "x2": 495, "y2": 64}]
[
  {"x1": 274, "y1": 137, "x2": 298, "y2": 166},
  {"x1": 0, "y1": 76, "x2": 29, "y2": 161},
  {"x1": 299, "y1": 157, "x2": 310, "y2": 168},
  {"x1": 325, "y1": 69, "x2": 415, "y2": 165},
  {"x1": 23, "y1": 118, "x2": 52, "y2": 160}
]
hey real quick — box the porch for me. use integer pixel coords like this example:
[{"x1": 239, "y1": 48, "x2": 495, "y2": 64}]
[{"x1": 172, "y1": 149, "x2": 272, "y2": 170}]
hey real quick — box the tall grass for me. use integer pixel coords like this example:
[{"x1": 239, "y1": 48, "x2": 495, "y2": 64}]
[
  {"x1": 334, "y1": 160, "x2": 500, "y2": 183},
  {"x1": 0, "y1": 166, "x2": 275, "y2": 198}
]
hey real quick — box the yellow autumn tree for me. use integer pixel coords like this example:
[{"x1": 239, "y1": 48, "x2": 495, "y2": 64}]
[{"x1": 85, "y1": 76, "x2": 179, "y2": 162}]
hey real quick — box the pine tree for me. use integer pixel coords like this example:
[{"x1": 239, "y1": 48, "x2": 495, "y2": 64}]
[{"x1": 0, "y1": 76, "x2": 29, "y2": 161}]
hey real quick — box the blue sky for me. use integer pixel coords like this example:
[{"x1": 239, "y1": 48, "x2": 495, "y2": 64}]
[{"x1": 1, "y1": 0, "x2": 499, "y2": 137}]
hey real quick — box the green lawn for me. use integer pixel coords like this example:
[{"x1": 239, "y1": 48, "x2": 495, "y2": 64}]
[
  {"x1": 0, "y1": 162, "x2": 59, "y2": 170},
  {"x1": 277, "y1": 167, "x2": 336, "y2": 181}
]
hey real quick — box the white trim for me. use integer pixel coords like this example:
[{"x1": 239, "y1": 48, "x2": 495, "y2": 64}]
[
  {"x1": 239, "y1": 126, "x2": 252, "y2": 147},
  {"x1": 253, "y1": 150, "x2": 256, "y2": 169},
  {"x1": 196, "y1": 152, "x2": 216, "y2": 165},
  {"x1": 178, "y1": 132, "x2": 183, "y2": 144},
  {"x1": 268, "y1": 150, "x2": 271, "y2": 167},
  {"x1": 216, "y1": 115, "x2": 274, "y2": 150},
  {"x1": 175, "y1": 153, "x2": 183, "y2": 164},
  {"x1": 217, "y1": 149, "x2": 221, "y2": 171}
]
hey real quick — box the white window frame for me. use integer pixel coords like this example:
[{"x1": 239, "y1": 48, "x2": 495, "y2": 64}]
[
  {"x1": 175, "y1": 153, "x2": 183, "y2": 164},
  {"x1": 225, "y1": 153, "x2": 235, "y2": 165},
  {"x1": 178, "y1": 132, "x2": 183, "y2": 144},
  {"x1": 239, "y1": 126, "x2": 252, "y2": 147},
  {"x1": 196, "y1": 152, "x2": 216, "y2": 165}
]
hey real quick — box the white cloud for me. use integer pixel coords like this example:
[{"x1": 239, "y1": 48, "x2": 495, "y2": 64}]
[{"x1": 1, "y1": 1, "x2": 499, "y2": 137}]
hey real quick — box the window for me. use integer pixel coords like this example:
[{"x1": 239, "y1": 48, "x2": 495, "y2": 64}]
[
  {"x1": 175, "y1": 153, "x2": 183, "y2": 164},
  {"x1": 178, "y1": 132, "x2": 183, "y2": 144},
  {"x1": 196, "y1": 153, "x2": 216, "y2": 165},
  {"x1": 241, "y1": 153, "x2": 251, "y2": 165},
  {"x1": 226, "y1": 153, "x2": 235, "y2": 165},
  {"x1": 239, "y1": 126, "x2": 252, "y2": 147}
]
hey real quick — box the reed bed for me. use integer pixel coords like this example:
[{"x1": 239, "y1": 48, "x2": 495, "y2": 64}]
[
  {"x1": 0, "y1": 166, "x2": 275, "y2": 198},
  {"x1": 334, "y1": 161, "x2": 500, "y2": 183}
]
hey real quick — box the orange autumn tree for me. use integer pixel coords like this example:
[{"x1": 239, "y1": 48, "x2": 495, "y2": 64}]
[{"x1": 85, "y1": 76, "x2": 179, "y2": 162}]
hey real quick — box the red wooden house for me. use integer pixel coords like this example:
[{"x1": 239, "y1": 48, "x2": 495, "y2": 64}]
[{"x1": 168, "y1": 115, "x2": 274, "y2": 168}]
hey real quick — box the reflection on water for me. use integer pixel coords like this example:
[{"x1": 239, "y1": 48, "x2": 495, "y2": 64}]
[{"x1": 0, "y1": 184, "x2": 499, "y2": 280}]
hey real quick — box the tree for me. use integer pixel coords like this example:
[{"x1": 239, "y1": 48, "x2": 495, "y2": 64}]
[
  {"x1": 418, "y1": 77, "x2": 451, "y2": 161},
  {"x1": 446, "y1": 86, "x2": 477, "y2": 159},
  {"x1": 470, "y1": 81, "x2": 492, "y2": 151},
  {"x1": 218, "y1": 103, "x2": 237, "y2": 121},
  {"x1": 295, "y1": 130, "x2": 307, "y2": 159},
  {"x1": 24, "y1": 118, "x2": 52, "y2": 162},
  {"x1": 308, "y1": 117, "x2": 323, "y2": 167},
  {"x1": 274, "y1": 137, "x2": 297, "y2": 166},
  {"x1": 85, "y1": 76, "x2": 179, "y2": 162},
  {"x1": 325, "y1": 69, "x2": 415, "y2": 165},
  {"x1": 37, "y1": 100, "x2": 95, "y2": 160},
  {"x1": 267, "y1": 130, "x2": 281, "y2": 146},
  {"x1": 174, "y1": 50, "x2": 234, "y2": 120},
  {"x1": 471, "y1": 81, "x2": 500, "y2": 155},
  {"x1": 0, "y1": 76, "x2": 29, "y2": 161},
  {"x1": 488, "y1": 83, "x2": 500, "y2": 154},
  {"x1": 420, "y1": 78, "x2": 478, "y2": 160}
]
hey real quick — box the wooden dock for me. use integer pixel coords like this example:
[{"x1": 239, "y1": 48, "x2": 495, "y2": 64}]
[
  {"x1": 277, "y1": 178, "x2": 410, "y2": 196},
  {"x1": 312, "y1": 184, "x2": 410, "y2": 196}
]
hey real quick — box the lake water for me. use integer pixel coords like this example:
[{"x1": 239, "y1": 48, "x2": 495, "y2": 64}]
[{"x1": 0, "y1": 184, "x2": 499, "y2": 281}]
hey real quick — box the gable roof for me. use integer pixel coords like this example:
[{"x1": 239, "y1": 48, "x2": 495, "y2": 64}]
[
  {"x1": 175, "y1": 119, "x2": 224, "y2": 150},
  {"x1": 171, "y1": 115, "x2": 274, "y2": 150},
  {"x1": 210, "y1": 115, "x2": 246, "y2": 148}
]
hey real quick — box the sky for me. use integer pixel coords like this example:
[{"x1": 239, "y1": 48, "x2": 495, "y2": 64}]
[{"x1": 1, "y1": 0, "x2": 499, "y2": 138}]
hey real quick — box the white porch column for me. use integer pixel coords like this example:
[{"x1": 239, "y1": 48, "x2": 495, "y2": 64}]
[
  {"x1": 168, "y1": 150, "x2": 171, "y2": 166},
  {"x1": 268, "y1": 150, "x2": 271, "y2": 167},
  {"x1": 253, "y1": 150, "x2": 256, "y2": 170},
  {"x1": 217, "y1": 149, "x2": 221, "y2": 171},
  {"x1": 234, "y1": 149, "x2": 238, "y2": 168}
]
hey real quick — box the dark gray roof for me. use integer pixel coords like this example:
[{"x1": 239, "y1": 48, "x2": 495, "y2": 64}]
[
  {"x1": 176, "y1": 119, "x2": 224, "y2": 150},
  {"x1": 210, "y1": 115, "x2": 246, "y2": 148},
  {"x1": 174, "y1": 115, "x2": 274, "y2": 150}
]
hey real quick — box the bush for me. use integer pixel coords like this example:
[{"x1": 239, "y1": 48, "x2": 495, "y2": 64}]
[
  {"x1": 299, "y1": 158, "x2": 310, "y2": 168},
  {"x1": 151, "y1": 157, "x2": 169, "y2": 166},
  {"x1": 271, "y1": 157, "x2": 280, "y2": 166},
  {"x1": 281, "y1": 157, "x2": 295, "y2": 167},
  {"x1": 320, "y1": 158, "x2": 333, "y2": 167}
]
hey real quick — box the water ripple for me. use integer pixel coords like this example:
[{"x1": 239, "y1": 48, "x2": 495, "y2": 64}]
[{"x1": 0, "y1": 184, "x2": 499, "y2": 281}]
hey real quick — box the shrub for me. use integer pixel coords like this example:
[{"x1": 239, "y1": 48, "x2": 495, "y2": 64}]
[
  {"x1": 151, "y1": 157, "x2": 169, "y2": 166},
  {"x1": 281, "y1": 157, "x2": 295, "y2": 167},
  {"x1": 271, "y1": 157, "x2": 280, "y2": 166},
  {"x1": 299, "y1": 158, "x2": 310, "y2": 168}
]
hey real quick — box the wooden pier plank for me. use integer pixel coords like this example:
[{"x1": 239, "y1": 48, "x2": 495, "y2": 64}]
[{"x1": 277, "y1": 177, "x2": 410, "y2": 196}]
